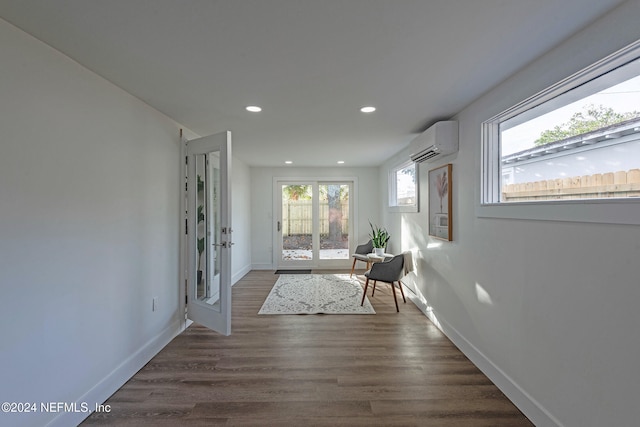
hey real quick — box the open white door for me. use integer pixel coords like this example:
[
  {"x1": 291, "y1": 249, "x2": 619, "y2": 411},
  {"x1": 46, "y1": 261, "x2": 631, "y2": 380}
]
[{"x1": 185, "y1": 131, "x2": 232, "y2": 335}]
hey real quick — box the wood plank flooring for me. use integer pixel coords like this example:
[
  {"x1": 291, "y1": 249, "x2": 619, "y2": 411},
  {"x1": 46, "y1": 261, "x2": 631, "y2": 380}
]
[{"x1": 82, "y1": 270, "x2": 533, "y2": 426}]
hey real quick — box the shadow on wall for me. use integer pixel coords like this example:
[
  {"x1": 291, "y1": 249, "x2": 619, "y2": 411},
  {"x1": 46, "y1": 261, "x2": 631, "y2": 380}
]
[
  {"x1": 400, "y1": 215, "x2": 478, "y2": 340},
  {"x1": 406, "y1": 255, "x2": 479, "y2": 342}
]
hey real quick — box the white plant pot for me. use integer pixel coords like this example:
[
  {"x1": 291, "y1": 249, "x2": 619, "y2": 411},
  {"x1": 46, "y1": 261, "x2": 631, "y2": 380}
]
[{"x1": 374, "y1": 247, "x2": 385, "y2": 256}]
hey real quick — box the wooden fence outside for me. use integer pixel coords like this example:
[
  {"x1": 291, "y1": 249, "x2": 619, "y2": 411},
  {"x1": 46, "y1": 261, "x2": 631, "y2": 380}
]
[
  {"x1": 282, "y1": 200, "x2": 350, "y2": 236},
  {"x1": 502, "y1": 168, "x2": 640, "y2": 201}
]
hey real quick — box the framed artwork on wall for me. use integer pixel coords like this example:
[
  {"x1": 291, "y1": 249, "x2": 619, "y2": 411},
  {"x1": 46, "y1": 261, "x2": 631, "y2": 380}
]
[{"x1": 428, "y1": 163, "x2": 452, "y2": 241}]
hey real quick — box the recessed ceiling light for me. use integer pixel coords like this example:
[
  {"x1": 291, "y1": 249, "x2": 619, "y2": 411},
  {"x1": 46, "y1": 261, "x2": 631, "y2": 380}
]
[
  {"x1": 360, "y1": 106, "x2": 376, "y2": 113},
  {"x1": 246, "y1": 105, "x2": 262, "y2": 112},
  {"x1": 337, "y1": 161, "x2": 345, "y2": 164},
  {"x1": 285, "y1": 161, "x2": 293, "y2": 164}
]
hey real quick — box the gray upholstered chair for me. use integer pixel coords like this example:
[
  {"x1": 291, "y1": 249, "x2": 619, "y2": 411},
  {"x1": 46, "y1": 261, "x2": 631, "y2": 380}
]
[
  {"x1": 360, "y1": 254, "x2": 406, "y2": 312},
  {"x1": 350, "y1": 240, "x2": 374, "y2": 277}
]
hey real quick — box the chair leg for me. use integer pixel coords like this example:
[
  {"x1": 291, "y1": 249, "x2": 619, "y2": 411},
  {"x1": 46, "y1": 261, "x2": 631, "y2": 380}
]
[
  {"x1": 391, "y1": 281, "x2": 400, "y2": 312},
  {"x1": 398, "y1": 280, "x2": 406, "y2": 303},
  {"x1": 371, "y1": 280, "x2": 377, "y2": 296},
  {"x1": 350, "y1": 258, "x2": 357, "y2": 277},
  {"x1": 361, "y1": 278, "x2": 370, "y2": 306}
]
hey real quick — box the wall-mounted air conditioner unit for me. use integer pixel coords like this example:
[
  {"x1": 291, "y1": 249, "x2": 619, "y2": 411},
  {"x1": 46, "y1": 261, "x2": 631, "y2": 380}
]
[{"x1": 409, "y1": 120, "x2": 458, "y2": 163}]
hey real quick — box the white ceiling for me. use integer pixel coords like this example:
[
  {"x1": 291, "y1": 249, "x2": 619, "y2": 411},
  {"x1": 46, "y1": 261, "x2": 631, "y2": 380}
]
[{"x1": 0, "y1": 0, "x2": 627, "y2": 167}]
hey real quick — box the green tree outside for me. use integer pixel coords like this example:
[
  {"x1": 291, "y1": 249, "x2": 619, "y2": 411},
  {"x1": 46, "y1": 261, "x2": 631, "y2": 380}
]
[
  {"x1": 534, "y1": 104, "x2": 640, "y2": 146},
  {"x1": 282, "y1": 185, "x2": 312, "y2": 201}
]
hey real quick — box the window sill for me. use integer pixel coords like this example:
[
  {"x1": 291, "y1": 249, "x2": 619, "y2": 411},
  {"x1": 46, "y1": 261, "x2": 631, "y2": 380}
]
[
  {"x1": 476, "y1": 198, "x2": 640, "y2": 225},
  {"x1": 389, "y1": 205, "x2": 419, "y2": 213}
]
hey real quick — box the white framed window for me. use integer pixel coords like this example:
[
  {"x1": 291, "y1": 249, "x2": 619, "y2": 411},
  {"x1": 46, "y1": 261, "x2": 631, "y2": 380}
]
[
  {"x1": 389, "y1": 160, "x2": 418, "y2": 212},
  {"x1": 479, "y1": 39, "x2": 640, "y2": 225}
]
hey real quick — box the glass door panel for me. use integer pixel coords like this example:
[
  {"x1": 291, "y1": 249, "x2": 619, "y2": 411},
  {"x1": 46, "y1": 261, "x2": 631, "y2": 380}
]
[
  {"x1": 194, "y1": 153, "x2": 222, "y2": 307},
  {"x1": 319, "y1": 183, "x2": 350, "y2": 260},
  {"x1": 281, "y1": 184, "x2": 313, "y2": 262},
  {"x1": 276, "y1": 180, "x2": 353, "y2": 269}
]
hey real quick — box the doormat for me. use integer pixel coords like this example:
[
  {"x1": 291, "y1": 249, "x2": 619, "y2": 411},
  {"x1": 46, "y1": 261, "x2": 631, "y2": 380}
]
[
  {"x1": 275, "y1": 269, "x2": 312, "y2": 274},
  {"x1": 259, "y1": 274, "x2": 375, "y2": 315}
]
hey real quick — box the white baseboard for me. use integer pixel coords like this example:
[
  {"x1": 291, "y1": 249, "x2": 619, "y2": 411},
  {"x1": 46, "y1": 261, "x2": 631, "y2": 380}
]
[
  {"x1": 232, "y1": 264, "x2": 252, "y2": 285},
  {"x1": 405, "y1": 289, "x2": 563, "y2": 427},
  {"x1": 251, "y1": 263, "x2": 273, "y2": 270},
  {"x1": 47, "y1": 319, "x2": 183, "y2": 427}
]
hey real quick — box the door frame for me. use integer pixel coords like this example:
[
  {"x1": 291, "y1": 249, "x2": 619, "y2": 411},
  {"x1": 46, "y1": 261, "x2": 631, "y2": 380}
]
[
  {"x1": 273, "y1": 176, "x2": 358, "y2": 270},
  {"x1": 275, "y1": 180, "x2": 316, "y2": 269},
  {"x1": 180, "y1": 133, "x2": 188, "y2": 331}
]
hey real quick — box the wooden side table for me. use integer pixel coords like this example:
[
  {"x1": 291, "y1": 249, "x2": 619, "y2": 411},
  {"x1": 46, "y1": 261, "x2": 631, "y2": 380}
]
[{"x1": 366, "y1": 252, "x2": 393, "y2": 270}]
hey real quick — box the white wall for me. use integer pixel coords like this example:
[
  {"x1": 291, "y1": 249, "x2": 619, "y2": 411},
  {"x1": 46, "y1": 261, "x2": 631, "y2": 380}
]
[
  {"x1": 381, "y1": 2, "x2": 640, "y2": 426},
  {"x1": 231, "y1": 157, "x2": 252, "y2": 282},
  {"x1": 0, "y1": 19, "x2": 184, "y2": 427},
  {"x1": 250, "y1": 167, "x2": 380, "y2": 269}
]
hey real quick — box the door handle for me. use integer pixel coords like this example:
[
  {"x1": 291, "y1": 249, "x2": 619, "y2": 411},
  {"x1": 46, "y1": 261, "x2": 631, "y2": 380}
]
[
  {"x1": 212, "y1": 242, "x2": 234, "y2": 248},
  {"x1": 277, "y1": 221, "x2": 281, "y2": 232}
]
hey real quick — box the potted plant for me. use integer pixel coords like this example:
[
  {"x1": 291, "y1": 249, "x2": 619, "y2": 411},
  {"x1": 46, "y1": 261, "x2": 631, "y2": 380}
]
[{"x1": 369, "y1": 221, "x2": 390, "y2": 256}]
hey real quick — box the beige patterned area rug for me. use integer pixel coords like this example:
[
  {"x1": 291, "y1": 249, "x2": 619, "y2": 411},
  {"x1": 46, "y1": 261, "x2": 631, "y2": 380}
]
[{"x1": 258, "y1": 274, "x2": 376, "y2": 315}]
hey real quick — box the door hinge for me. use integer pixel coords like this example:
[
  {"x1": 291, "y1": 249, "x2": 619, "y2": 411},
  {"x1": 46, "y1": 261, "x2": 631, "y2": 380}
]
[{"x1": 185, "y1": 218, "x2": 188, "y2": 235}]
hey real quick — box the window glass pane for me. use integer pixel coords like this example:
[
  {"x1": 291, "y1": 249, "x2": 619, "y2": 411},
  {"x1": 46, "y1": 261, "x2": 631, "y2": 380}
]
[
  {"x1": 389, "y1": 162, "x2": 417, "y2": 207},
  {"x1": 396, "y1": 164, "x2": 416, "y2": 206},
  {"x1": 499, "y1": 60, "x2": 640, "y2": 202}
]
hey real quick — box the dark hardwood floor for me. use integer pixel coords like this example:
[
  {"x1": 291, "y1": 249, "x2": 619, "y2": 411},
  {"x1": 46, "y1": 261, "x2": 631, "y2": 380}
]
[{"x1": 83, "y1": 270, "x2": 533, "y2": 426}]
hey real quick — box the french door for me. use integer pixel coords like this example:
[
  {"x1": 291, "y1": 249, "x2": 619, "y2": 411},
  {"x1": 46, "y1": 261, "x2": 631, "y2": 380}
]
[
  {"x1": 276, "y1": 180, "x2": 353, "y2": 269},
  {"x1": 184, "y1": 131, "x2": 232, "y2": 335}
]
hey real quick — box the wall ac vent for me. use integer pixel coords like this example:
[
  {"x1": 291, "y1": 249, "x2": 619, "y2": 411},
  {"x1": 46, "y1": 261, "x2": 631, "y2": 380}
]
[{"x1": 409, "y1": 121, "x2": 458, "y2": 163}]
